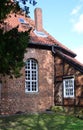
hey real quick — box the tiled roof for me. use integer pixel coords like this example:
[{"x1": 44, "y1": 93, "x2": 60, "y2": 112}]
[
  {"x1": 3, "y1": 12, "x2": 83, "y2": 70},
  {"x1": 4, "y1": 13, "x2": 76, "y2": 57}
]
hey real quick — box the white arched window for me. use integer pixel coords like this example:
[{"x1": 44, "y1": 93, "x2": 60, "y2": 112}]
[{"x1": 25, "y1": 59, "x2": 38, "y2": 93}]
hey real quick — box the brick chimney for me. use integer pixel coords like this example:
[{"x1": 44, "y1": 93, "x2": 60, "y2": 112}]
[{"x1": 34, "y1": 8, "x2": 43, "y2": 32}]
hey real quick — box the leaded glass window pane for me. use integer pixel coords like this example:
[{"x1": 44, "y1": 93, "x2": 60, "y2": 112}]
[
  {"x1": 63, "y1": 78, "x2": 74, "y2": 98},
  {"x1": 25, "y1": 59, "x2": 38, "y2": 93}
]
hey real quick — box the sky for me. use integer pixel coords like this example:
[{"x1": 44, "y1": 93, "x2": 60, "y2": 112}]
[{"x1": 20, "y1": 0, "x2": 83, "y2": 64}]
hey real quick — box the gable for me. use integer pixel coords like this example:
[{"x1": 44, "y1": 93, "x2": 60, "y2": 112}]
[
  {"x1": 54, "y1": 49, "x2": 83, "y2": 73},
  {"x1": 1, "y1": 8, "x2": 83, "y2": 73},
  {"x1": 3, "y1": 9, "x2": 76, "y2": 57}
]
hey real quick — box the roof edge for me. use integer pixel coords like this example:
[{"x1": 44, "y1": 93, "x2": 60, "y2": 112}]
[
  {"x1": 29, "y1": 42, "x2": 76, "y2": 58},
  {"x1": 55, "y1": 50, "x2": 83, "y2": 73}
]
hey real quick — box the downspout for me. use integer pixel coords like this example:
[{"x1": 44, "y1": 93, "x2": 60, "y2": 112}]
[
  {"x1": 0, "y1": 81, "x2": 2, "y2": 114},
  {"x1": 51, "y1": 45, "x2": 57, "y2": 105}
]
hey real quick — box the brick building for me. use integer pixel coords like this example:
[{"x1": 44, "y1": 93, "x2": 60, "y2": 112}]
[{"x1": 0, "y1": 8, "x2": 83, "y2": 115}]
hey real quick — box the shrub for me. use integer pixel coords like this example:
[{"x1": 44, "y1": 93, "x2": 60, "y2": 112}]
[
  {"x1": 75, "y1": 109, "x2": 83, "y2": 120},
  {"x1": 51, "y1": 106, "x2": 64, "y2": 113}
]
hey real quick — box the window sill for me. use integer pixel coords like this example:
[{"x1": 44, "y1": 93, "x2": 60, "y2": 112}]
[
  {"x1": 25, "y1": 91, "x2": 39, "y2": 95},
  {"x1": 64, "y1": 97, "x2": 75, "y2": 99}
]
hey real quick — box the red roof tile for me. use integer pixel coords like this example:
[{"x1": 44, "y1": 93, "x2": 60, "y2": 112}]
[
  {"x1": 3, "y1": 13, "x2": 76, "y2": 56},
  {"x1": 2, "y1": 12, "x2": 83, "y2": 71}
]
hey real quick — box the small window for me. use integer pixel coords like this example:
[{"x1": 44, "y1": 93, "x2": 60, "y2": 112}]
[
  {"x1": 63, "y1": 78, "x2": 74, "y2": 98},
  {"x1": 19, "y1": 18, "x2": 26, "y2": 23},
  {"x1": 25, "y1": 59, "x2": 38, "y2": 93}
]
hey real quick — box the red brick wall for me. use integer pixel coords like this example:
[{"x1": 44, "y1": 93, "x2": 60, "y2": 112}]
[{"x1": 0, "y1": 48, "x2": 54, "y2": 115}]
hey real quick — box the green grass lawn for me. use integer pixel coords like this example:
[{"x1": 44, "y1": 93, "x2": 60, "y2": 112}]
[{"x1": 0, "y1": 113, "x2": 83, "y2": 130}]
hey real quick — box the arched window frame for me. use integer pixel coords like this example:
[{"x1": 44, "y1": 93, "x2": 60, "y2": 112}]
[{"x1": 25, "y1": 58, "x2": 38, "y2": 93}]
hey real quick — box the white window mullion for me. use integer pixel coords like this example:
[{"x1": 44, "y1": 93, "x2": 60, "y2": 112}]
[
  {"x1": 63, "y1": 80, "x2": 66, "y2": 97},
  {"x1": 72, "y1": 78, "x2": 74, "y2": 97}
]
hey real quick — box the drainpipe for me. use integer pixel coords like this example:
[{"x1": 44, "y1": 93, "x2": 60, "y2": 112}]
[
  {"x1": 52, "y1": 45, "x2": 57, "y2": 54},
  {"x1": 0, "y1": 81, "x2": 2, "y2": 114},
  {"x1": 51, "y1": 45, "x2": 57, "y2": 105}
]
